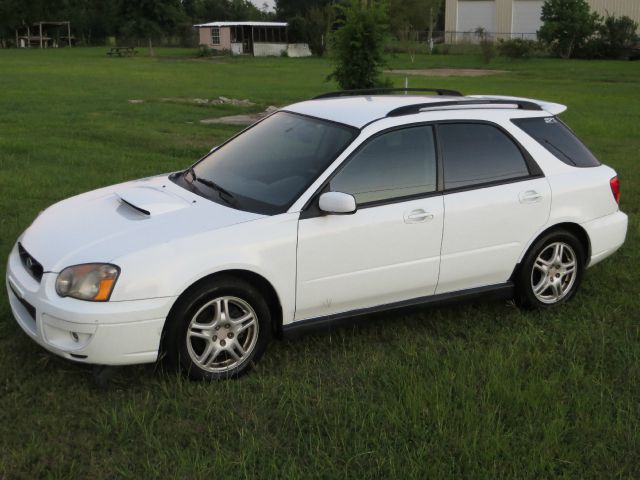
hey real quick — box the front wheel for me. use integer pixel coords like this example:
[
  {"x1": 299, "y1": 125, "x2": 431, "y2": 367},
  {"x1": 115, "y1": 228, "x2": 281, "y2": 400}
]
[
  {"x1": 165, "y1": 276, "x2": 271, "y2": 380},
  {"x1": 516, "y1": 231, "x2": 585, "y2": 309}
]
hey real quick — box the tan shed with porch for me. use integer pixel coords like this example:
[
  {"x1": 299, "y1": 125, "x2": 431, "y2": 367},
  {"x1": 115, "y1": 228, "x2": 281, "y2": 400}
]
[{"x1": 195, "y1": 21, "x2": 292, "y2": 56}]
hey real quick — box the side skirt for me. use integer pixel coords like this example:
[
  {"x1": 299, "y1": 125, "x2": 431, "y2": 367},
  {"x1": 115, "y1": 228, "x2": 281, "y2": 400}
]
[{"x1": 281, "y1": 282, "x2": 514, "y2": 338}]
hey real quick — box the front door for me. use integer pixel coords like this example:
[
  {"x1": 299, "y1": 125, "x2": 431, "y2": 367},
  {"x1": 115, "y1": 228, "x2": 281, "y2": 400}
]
[{"x1": 295, "y1": 125, "x2": 444, "y2": 321}]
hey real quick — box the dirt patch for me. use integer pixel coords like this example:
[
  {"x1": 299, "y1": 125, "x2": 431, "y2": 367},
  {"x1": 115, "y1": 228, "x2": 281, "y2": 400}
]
[
  {"x1": 200, "y1": 106, "x2": 279, "y2": 126},
  {"x1": 387, "y1": 68, "x2": 508, "y2": 77}
]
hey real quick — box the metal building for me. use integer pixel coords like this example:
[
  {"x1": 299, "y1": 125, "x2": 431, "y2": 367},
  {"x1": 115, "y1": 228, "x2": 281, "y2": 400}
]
[{"x1": 444, "y1": 0, "x2": 640, "y2": 42}]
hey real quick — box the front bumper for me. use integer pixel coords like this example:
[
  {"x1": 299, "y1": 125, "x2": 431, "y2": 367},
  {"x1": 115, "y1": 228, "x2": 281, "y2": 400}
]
[{"x1": 6, "y1": 243, "x2": 176, "y2": 366}]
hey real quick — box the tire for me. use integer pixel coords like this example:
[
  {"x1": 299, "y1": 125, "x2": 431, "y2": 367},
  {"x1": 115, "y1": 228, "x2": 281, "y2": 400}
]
[
  {"x1": 516, "y1": 230, "x2": 586, "y2": 309},
  {"x1": 164, "y1": 275, "x2": 271, "y2": 380}
]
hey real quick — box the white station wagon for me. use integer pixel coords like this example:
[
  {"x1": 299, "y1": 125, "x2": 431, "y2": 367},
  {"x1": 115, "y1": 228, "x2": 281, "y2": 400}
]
[{"x1": 6, "y1": 89, "x2": 628, "y2": 380}]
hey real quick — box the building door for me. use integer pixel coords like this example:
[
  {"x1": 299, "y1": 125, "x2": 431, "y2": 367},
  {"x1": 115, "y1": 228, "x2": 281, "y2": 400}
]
[
  {"x1": 512, "y1": 0, "x2": 545, "y2": 39},
  {"x1": 457, "y1": 0, "x2": 497, "y2": 41},
  {"x1": 242, "y1": 26, "x2": 253, "y2": 54}
]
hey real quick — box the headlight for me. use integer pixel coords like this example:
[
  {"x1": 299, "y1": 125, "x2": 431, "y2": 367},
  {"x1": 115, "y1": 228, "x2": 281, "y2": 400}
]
[{"x1": 55, "y1": 264, "x2": 120, "y2": 302}]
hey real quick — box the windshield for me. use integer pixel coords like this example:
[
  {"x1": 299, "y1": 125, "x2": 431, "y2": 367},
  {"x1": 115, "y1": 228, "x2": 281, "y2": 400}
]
[{"x1": 186, "y1": 112, "x2": 357, "y2": 214}]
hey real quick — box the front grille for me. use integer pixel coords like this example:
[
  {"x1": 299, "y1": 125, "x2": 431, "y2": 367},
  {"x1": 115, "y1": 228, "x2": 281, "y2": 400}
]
[
  {"x1": 18, "y1": 243, "x2": 44, "y2": 282},
  {"x1": 9, "y1": 284, "x2": 36, "y2": 321}
]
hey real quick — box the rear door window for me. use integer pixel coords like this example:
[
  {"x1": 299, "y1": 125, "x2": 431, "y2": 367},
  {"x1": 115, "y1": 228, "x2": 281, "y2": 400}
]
[
  {"x1": 512, "y1": 117, "x2": 601, "y2": 167},
  {"x1": 439, "y1": 123, "x2": 531, "y2": 190}
]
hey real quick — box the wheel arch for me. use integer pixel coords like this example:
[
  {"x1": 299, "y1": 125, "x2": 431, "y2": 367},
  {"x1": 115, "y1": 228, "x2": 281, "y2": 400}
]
[
  {"x1": 160, "y1": 269, "x2": 284, "y2": 355},
  {"x1": 511, "y1": 222, "x2": 592, "y2": 280}
]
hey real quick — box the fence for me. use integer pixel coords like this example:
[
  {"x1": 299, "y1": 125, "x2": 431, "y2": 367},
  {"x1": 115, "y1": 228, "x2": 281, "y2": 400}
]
[
  {"x1": 444, "y1": 31, "x2": 538, "y2": 44},
  {"x1": 393, "y1": 30, "x2": 539, "y2": 47}
]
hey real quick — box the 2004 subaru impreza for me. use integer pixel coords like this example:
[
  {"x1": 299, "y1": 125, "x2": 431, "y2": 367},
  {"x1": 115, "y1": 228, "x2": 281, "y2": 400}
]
[{"x1": 6, "y1": 89, "x2": 628, "y2": 379}]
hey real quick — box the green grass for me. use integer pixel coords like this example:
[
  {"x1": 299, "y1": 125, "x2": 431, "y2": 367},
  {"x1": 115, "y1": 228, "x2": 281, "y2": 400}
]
[{"x1": 0, "y1": 48, "x2": 639, "y2": 479}]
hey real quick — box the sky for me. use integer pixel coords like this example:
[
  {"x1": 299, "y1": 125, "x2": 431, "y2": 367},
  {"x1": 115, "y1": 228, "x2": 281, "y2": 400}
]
[{"x1": 249, "y1": 0, "x2": 276, "y2": 12}]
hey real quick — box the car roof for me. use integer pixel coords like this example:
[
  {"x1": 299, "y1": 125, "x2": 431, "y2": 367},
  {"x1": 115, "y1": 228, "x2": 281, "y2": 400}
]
[{"x1": 285, "y1": 94, "x2": 567, "y2": 129}]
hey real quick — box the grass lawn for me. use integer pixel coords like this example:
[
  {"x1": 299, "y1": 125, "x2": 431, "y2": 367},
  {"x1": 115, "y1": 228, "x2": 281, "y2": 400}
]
[{"x1": 0, "y1": 47, "x2": 638, "y2": 479}]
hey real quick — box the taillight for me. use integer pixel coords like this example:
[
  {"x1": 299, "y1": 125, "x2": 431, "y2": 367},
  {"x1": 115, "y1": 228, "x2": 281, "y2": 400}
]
[{"x1": 610, "y1": 176, "x2": 620, "y2": 204}]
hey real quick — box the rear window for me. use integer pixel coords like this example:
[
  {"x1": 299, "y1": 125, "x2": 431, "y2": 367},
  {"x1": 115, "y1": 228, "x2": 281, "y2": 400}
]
[{"x1": 513, "y1": 117, "x2": 601, "y2": 168}]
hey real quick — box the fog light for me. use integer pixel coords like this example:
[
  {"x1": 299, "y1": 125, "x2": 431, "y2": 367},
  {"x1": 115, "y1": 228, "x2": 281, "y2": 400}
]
[{"x1": 71, "y1": 332, "x2": 79, "y2": 343}]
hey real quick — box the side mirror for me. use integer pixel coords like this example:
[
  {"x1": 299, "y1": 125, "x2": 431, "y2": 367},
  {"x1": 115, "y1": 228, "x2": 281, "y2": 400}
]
[{"x1": 319, "y1": 192, "x2": 357, "y2": 215}]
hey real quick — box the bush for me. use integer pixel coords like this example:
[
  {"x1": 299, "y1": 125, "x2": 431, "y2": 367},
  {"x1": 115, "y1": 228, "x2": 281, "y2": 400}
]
[
  {"x1": 479, "y1": 39, "x2": 496, "y2": 63},
  {"x1": 432, "y1": 43, "x2": 450, "y2": 55},
  {"x1": 474, "y1": 27, "x2": 496, "y2": 64},
  {"x1": 498, "y1": 38, "x2": 538, "y2": 59},
  {"x1": 596, "y1": 15, "x2": 638, "y2": 59},
  {"x1": 328, "y1": 0, "x2": 390, "y2": 90},
  {"x1": 572, "y1": 15, "x2": 638, "y2": 59}
]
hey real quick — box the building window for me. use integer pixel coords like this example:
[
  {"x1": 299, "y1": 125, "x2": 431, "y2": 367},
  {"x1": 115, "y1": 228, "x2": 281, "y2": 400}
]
[{"x1": 211, "y1": 27, "x2": 220, "y2": 45}]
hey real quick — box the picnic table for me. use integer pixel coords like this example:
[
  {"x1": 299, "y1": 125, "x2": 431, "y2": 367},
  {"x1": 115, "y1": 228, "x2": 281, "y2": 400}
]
[{"x1": 107, "y1": 46, "x2": 138, "y2": 57}]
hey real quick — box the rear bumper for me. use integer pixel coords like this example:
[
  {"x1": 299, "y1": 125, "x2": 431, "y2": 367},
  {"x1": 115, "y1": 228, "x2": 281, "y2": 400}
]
[
  {"x1": 6, "y1": 243, "x2": 176, "y2": 366},
  {"x1": 582, "y1": 210, "x2": 628, "y2": 268}
]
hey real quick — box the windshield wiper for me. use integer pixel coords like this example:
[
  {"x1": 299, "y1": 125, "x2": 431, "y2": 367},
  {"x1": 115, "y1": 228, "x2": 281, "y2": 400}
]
[{"x1": 186, "y1": 167, "x2": 236, "y2": 206}]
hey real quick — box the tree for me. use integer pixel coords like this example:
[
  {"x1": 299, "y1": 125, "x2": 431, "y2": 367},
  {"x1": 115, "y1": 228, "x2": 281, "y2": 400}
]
[
  {"x1": 538, "y1": 0, "x2": 601, "y2": 58},
  {"x1": 194, "y1": 0, "x2": 269, "y2": 22},
  {"x1": 120, "y1": 0, "x2": 185, "y2": 55},
  {"x1": 275, "y1": 0, "x2": 333, "y2": 19},
  {"x1": 62, "y1": 0, "x2": 121, "y2": 45},
  {"x1": 328, "y1": 0, "x2": 389, "y2": 90},
  {"x1": 287, "y1": 5, "x2": 334, "y2": 55},
  {"x1": 305, "y1": 5, "x2": 334, "y2": 55},
  {"x1": 388, "y1": 0, "x2": 442, "y2": 39},
  {"x1": 0, "y1": 0, "x2": 25, "y2": 47}
]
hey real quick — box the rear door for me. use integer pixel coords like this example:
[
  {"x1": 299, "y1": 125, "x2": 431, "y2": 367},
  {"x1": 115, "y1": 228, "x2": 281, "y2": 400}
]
[
  {"x1": 295, "y1": 125, "x2": 444, "y2": 321},
  {"x1": 436, "y1": 122, "x2": 551, "y2": 294}
]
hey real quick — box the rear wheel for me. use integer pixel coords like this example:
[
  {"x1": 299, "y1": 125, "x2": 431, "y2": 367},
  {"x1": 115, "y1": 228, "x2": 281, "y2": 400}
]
[
  {"x1": 165, "y1": 276, "x2": 271, "y2": 380},
  {"x1": 516, "y1": 231, "x2": 585, "y2": 309}
]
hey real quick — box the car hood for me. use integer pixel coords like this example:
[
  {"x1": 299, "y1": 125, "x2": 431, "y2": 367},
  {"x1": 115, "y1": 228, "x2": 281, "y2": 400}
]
[{"x1": 19, "y1": 175, "x2": 265, "y2": 272}]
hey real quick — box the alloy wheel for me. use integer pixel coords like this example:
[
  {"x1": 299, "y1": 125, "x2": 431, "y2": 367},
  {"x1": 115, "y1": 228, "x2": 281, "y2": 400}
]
[
  {"x1": 530, "y1": 241, "x2": 578, "y2": 304},
  {"x1": 186, "y1": 296, "x2": 259, "y2": 373}
]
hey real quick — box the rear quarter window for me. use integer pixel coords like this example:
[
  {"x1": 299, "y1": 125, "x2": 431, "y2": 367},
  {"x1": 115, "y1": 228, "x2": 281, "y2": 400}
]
[{"x1": 513, "y1": 117, "x2": 601, "y2": 168}]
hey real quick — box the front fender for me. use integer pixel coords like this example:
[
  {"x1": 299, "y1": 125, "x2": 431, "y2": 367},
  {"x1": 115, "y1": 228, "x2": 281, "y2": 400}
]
[{"x1": 109, "y1": 213, "x2": 299, "y2": 324}]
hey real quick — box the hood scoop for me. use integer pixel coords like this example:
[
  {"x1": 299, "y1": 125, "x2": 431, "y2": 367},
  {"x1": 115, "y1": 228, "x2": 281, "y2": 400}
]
[{"x1": 115, "y1": 186, "x2": 191, "y2": 216}]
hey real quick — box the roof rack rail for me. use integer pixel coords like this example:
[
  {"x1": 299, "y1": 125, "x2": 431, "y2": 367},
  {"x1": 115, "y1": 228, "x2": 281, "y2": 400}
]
[
  {"x1": 386, "y1": 99, "x2": 543, "y2": 117},
  {"x1": 313, "y1": 88, "x2": 463, "y2": 100}
]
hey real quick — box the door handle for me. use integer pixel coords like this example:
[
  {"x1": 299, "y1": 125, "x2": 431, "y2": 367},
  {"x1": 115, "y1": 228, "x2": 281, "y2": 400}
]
[
  {"x1": 404, "y1": 209, "x2": 434, "y2": 224},
  {"x1": 519, "y1": 190, "x2": 543, "y2": 204}
]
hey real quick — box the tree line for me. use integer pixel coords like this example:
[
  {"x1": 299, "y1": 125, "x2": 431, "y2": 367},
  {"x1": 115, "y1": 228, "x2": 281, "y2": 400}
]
[
  {"x1": 0, "y1": 0, "x2": 276, "y2": 47},
  {"x1": 0, "y1": 0, "x2": 445, "y2": 49}
]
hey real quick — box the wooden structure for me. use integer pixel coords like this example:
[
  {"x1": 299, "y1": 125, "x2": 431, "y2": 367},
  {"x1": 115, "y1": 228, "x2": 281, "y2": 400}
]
[{"x1": 16, "y1": 21, "x2": 73, "y2": 48}]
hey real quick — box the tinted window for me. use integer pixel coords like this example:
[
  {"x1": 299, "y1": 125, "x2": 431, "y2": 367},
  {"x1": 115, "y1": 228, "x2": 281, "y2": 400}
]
[
  {"x1": 190, "y1": 112, "x2": 356, "y2": 214},
  {"x1": 330, "y1": 126, "x2": 437, "y2": 204},
  {"x1": 513, "y1": 117, "x2": 601, "y2": 167},
  {"x1": 440, "y1": 123, "x2": 530, "y2": 189}
]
